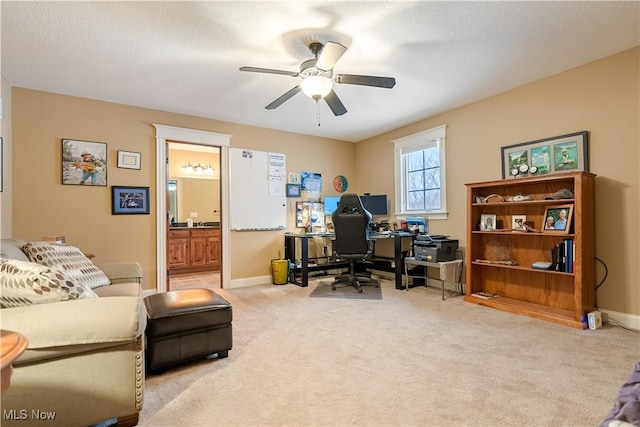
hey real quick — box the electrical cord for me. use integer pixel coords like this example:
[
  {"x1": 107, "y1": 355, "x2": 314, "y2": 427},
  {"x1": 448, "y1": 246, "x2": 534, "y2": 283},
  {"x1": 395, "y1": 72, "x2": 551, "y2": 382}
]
[
  {"x1": 594, "y1": 256, "x2": 608, "y2": 291},
  {"x1": 593, "y1": 256, "x2": 639, "y2": 333}
]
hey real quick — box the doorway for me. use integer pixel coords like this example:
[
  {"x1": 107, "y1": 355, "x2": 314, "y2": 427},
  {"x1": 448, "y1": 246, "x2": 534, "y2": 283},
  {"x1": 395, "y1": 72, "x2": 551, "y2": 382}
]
[
  {"x1": 167, "y1": 142, "x2": 221, "y2": 291},
  {"x1": 153, "y1": 124, "x2": 231, "y2": 294}
]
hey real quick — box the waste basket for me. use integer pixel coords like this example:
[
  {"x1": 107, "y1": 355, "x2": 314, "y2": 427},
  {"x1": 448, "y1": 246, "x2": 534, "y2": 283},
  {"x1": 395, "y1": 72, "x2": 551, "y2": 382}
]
[{"x1": 271, "y1": 259, "x2": 289, "y2": 285}]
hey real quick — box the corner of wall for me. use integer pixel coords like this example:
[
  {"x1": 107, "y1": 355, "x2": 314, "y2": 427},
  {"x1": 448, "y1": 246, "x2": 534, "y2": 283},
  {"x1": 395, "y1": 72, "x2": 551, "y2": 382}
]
[{"x1": 0, "y1": 74, "x2": 13, "y2": 238}]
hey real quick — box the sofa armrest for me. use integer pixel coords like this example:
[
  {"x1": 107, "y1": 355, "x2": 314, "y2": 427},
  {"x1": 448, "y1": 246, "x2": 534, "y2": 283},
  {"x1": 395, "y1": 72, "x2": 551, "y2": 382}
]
[
  {"x1": 93, "y1": 282, "x2": 142, "y2": 298},
  {"x1": 1, "y1": 297, "x2": 146, "y2": 359},
  {"x1": 96, "y1": 262, "x2": 142, "y2": 284}
]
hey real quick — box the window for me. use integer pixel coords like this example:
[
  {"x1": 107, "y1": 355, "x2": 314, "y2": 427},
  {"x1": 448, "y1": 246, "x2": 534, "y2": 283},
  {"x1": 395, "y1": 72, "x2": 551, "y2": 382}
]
[{"x1": 392, "y1": 125, "x2": 447, "y2": 219}]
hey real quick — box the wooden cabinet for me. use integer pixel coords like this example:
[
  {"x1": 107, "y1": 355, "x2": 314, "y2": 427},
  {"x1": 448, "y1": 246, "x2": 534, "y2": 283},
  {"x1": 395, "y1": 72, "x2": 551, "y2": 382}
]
[
  {"x1": 464, "y1": 171, "x2": 595, "y2": 329},
  {"x1": 190, "y1": 229, "x2": 221, "y2": 269},
  {"x1": 168, "y1": 230, "x2": 190, "y2": 270},
  {"x1": 168, "y1": 228, "x2": 220, "y2": 273}
]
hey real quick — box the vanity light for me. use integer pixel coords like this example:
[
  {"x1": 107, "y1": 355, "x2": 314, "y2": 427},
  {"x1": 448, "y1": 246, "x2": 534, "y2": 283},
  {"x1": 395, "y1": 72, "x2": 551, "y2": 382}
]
[{"x1": 182, "y1": 163, "x2": 215, "y2": 175}]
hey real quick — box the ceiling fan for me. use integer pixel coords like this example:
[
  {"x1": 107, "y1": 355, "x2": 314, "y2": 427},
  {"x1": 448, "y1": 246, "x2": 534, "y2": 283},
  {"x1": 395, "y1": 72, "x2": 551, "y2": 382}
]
[{"x1": 240, "y1": 41, "x2": 396, "y2": 116}]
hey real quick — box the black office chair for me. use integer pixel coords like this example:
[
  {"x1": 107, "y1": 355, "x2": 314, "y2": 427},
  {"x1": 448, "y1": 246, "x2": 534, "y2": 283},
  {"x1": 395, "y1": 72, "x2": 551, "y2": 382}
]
[{"x1": 328, "y1": 194, "x2": 379, "y2": 293}]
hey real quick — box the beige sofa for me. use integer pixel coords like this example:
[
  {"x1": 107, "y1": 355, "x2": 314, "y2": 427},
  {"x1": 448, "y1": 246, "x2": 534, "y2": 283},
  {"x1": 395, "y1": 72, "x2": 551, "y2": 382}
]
[{"x1": 0, "y1": 239, "x2": 146, "y2": 427}]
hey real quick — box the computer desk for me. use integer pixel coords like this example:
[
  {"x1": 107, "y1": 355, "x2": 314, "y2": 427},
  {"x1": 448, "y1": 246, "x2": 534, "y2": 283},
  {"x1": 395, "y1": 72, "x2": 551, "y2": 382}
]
[{"x1": 283, "y1": 231, "x2": 416, "y2": 289}]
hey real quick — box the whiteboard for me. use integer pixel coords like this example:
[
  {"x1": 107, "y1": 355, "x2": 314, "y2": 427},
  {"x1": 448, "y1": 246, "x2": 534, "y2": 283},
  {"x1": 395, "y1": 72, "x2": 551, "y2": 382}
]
[{"x1": 229, "y1": 148, "x2": 286, "y2": 230}]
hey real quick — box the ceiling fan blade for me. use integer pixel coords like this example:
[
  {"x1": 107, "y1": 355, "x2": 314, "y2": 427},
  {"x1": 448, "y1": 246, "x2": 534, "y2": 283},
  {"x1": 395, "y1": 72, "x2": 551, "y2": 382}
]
[
  {"x1": 240, "y1": 66, "x2": 299, "y2": 77},
  {"x1": 335, "y1": 74, "x2": 396, "y2": 88},
  {"x1": 265, "y1": 86, "x2": 302, "y2": 110},
  {"x1": 315, "y1": 42, "x2": 347, "y2": 71},
  {"x1": 324, "y1": 89, "x2": 347, "y2": 116}
]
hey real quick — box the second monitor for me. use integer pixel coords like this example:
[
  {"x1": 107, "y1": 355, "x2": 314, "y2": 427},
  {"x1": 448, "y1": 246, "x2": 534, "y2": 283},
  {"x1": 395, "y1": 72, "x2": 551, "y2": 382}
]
[{"x1": 324, "y1": 194, "x2": 388, "y2": 216}]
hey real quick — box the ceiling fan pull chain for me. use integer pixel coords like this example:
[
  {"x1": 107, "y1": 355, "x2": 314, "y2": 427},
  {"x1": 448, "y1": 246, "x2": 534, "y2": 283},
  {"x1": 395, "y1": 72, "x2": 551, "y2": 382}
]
[{"x1": 316, "y1": 100, "x2": 321, "y2": 127}]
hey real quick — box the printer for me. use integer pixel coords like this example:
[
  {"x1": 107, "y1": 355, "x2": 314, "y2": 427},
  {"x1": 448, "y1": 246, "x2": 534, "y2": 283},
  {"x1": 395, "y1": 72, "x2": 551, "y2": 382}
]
[{"x1": 413, "y1": 235, "x2": 459, "y2": 262}]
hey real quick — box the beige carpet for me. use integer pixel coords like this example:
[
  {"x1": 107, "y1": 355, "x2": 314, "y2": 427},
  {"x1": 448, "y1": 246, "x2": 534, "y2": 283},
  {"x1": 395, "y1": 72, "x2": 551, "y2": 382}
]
[{"x1": 139, "y1": 278, "x2": 639, "y2": 427}]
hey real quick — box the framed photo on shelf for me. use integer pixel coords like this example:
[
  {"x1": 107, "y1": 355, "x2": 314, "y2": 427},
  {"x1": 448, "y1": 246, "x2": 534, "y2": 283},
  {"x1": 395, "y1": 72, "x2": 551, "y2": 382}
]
[
  {"x1": 512, "y1": 215, "x2": 527, "y2": 231},
  {"x1": 501, "y1": 131, "x2": 588, "y2": 179},
  {"x1": 117, "y1": 150, "x2": 141, "y2": 170},
  {"x1": 542, "y1": 204, "x2": 573, "y2": 234},
  {"x1": 480, "y1": 214, "x2": 497, "y2": 231},
  {"x1": 111, "y1": 186, "x2": 150, "y2": 215},
  {"x1": 62, "y1": 139, "x2": 108, "y2": 186}
]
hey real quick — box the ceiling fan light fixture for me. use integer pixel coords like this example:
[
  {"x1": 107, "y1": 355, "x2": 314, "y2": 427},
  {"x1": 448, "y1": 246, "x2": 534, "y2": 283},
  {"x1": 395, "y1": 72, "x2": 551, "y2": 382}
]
[{"x1": 300, "y1": 76, "x2": 333, "y2": 100}]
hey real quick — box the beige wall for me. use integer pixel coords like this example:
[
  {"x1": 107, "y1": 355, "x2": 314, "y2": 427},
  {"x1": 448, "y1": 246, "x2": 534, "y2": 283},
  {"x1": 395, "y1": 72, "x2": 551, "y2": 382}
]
[
  {"x1": 10, "y1": 89, "x2": 355, "y2": 289},
  {"x1": 7, "y1": 47, "x2": 639, "y2": 317},
  {"x1": 1, "y1": 75, "x2": 13, "y2": 237},
  {"x1": 355, "y1": 47, "x2": 640, "y2": 316}
]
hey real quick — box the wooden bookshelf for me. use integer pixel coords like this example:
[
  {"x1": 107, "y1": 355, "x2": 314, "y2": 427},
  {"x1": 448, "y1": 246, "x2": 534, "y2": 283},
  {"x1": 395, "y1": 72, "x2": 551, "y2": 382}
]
[{"x1": 465, "y1": 172, "x2": 596, "y2": 329}]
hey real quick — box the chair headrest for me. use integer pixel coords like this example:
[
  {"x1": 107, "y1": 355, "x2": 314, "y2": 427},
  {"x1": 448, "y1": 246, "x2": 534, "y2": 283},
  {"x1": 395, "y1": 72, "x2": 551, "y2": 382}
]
[{"x1": 335, "y1": 194, "x2": 368, "y2": 215}]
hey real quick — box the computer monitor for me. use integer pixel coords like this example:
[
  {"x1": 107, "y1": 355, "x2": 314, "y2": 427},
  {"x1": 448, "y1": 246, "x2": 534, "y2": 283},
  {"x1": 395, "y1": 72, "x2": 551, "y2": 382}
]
[
  {"x1": 360, "y1": 195, "x2": 388, "y2": 216},
  {"x1": 324, "y1": 194, "x2": 389, "y2": 216},
  {"x1": 323, "y1": 196, "x2": 341, "y2": 216}
]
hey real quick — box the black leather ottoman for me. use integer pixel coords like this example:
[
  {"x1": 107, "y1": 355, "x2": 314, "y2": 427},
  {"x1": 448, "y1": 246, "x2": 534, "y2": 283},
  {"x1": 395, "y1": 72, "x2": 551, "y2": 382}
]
[{"x1": 144, "y1": 288, "x2": 232, "y2": 373}]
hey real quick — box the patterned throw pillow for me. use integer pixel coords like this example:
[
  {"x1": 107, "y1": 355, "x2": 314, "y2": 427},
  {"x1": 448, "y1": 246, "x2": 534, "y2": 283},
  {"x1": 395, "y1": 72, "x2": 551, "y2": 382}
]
[
  {"x1": 0, "y1": 259, "x2": 98, "y2": 308},
  {"x1": 22, "y1": 242, "x2": 111, "y2": 290}
]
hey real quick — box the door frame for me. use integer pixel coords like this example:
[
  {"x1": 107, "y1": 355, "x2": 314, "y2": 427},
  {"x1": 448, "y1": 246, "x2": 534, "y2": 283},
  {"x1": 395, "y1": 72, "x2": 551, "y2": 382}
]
[{"x1": 153, "y1": 124, "x2": 231, "y2": 293}]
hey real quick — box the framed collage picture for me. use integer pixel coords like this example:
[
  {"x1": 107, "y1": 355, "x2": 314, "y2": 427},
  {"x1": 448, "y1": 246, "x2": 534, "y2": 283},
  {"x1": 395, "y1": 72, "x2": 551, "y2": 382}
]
[{"x1": 501, "y1": 131, "x2": 588, "y2": 179}]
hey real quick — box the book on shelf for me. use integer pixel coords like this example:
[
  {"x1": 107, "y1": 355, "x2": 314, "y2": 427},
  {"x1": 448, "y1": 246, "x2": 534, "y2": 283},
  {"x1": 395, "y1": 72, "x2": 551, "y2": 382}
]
[
  {"x1": 471, "y1": 292, "x2": 499, "y2": 299},
  {"x1": 550, "y1": 239, "x2": 574, "y2": 273}
]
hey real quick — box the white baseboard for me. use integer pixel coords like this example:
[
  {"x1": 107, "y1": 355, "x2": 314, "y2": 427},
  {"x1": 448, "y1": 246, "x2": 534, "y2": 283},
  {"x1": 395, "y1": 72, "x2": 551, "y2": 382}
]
[
  {"x1": 228, "y1": 275, "x2": 272, "y2": 288},
  {"x1": 601, "y1": 308, "x2": 640, "y2": 330}
]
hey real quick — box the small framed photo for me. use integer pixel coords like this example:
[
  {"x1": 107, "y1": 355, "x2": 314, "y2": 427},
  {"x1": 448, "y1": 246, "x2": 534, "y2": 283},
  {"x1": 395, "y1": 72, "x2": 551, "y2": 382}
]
[
  {"x1": 543, "y1": 204, "x2": 573, "y2": 234},
  {"x1": 117, "y1": 150, "x2": 141, "y2": 170},
  {"x1": 512, "y1": 215, "x2": 527, "y2": 231},
  {"x1": 112, "y1": 186, "x2": 150, "y2": 215},
  {"x1": 288, "y1": 172, "x2": 300, "y2": 184},
  {"x1": 62, "y1": 139, "x2": 107, "y2": 186},
  {"x1": 480, "y1": 214, "x2": 497, "y2": 231},
  {"x1": 286, "y1": 183, "x2": 301, "y2": 198}
]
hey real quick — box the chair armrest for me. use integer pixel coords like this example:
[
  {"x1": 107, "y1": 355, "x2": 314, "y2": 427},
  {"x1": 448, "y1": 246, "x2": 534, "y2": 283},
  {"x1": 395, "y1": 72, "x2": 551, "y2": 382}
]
[{"x1": 96, "y1": 262, "x2": 142, "y2": 284}]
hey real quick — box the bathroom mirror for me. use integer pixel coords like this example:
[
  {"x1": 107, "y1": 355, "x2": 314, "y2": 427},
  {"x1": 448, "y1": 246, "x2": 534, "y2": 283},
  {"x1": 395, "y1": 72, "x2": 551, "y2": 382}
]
[
  {"x1": 168, "y1": 178, "x2": 220, "y2": 224},
  {"x1": 168, "y1": 179, "x2": 178, "y2": 223}
]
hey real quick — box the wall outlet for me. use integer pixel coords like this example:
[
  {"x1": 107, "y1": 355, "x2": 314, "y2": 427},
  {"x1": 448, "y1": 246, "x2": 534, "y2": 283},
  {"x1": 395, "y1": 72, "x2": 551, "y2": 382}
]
[
  {"x1": 190, "y1": 212, "x2": 198, "y2": 218},
  {"x1": 587, "y1": 311, "x2": 602, "y2": 330}
]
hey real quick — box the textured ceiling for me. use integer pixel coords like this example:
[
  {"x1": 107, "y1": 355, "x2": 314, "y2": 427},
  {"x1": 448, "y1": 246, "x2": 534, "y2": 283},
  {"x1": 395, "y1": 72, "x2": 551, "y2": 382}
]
[{"x1": 2, "y1": 1, "x2": 638, "y2": 142}]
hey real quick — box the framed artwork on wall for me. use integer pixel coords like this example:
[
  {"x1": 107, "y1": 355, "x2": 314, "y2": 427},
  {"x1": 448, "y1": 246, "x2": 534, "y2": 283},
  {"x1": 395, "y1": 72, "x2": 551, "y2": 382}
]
[
  {"x1": 286, "y1": 183, "x2": 301, "y2": 198},
  {"x1": 112, "y1": 186, "x2": 150, "y2": 215},
  {"x1": 62, "y1": 139, "x2": 107, "y2": 186},
  {"x1": 117, "y1": 150, "x2": 141, "y2": 170}
]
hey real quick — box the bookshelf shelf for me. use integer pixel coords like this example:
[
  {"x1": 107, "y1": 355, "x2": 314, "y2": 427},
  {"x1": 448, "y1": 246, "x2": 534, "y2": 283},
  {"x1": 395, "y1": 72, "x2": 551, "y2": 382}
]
[{"x1": 464, "y1": 171, "x2": 596, "y2": 329}]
